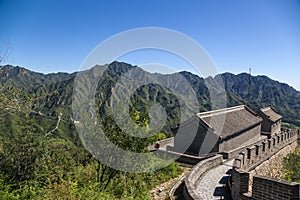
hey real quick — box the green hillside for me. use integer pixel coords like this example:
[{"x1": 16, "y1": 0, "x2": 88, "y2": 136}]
[{"x1": 0, "y1": 61, "x2": 299, "y2": 198}]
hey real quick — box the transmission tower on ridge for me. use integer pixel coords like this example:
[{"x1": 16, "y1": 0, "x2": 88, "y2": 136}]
[{"x1": 248, "y1": 67, "x2": 252, "y2": 105}]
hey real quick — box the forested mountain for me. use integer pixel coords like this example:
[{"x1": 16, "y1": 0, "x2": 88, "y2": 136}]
[
  {"x1": 0, "y1": 62, "x2": 183, "y2": 199},
  {"x1": 1, "y1": 61, "x2": 300, "y2": 127},
  {"x1": 219, "y1": 72, "x2": 300, "y2": 126},
  {"x1": 0, "y1": 61, "x2": 299, "y2": 198}
]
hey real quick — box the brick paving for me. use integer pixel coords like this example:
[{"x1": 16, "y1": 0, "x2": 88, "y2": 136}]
[{"x1": 195, "y1": 159, "x2": 234, "y2": 200}]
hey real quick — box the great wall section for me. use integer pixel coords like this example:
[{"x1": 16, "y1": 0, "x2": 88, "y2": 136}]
[
  {"x1": 168, "y1": 130, "x2": 300, "y2": 200},
  {"x1": 230, "y1": 130, "x2": 299, "y2": 200}
]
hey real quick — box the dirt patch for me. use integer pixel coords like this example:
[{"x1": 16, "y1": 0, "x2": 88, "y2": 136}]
[{"x1": 149, "y1": 167, "x2": 191, "y2": 200}]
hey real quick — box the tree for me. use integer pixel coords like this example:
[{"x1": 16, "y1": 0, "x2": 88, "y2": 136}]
[
  {"x1": 283, "y1": 148, "x2": 300, "y2": 183},
  {"x1": 0, "y1": 113, "x2": 42, "y2": 184},
  {"x1": 0, "y1": 42, "x2": 11, "y2": 64}
]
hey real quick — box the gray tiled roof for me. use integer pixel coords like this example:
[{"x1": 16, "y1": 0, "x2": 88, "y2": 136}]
[
  {"x1": 259, "y1": 106, "x2": 282, "y2": 122},
  {"x1": 197, "y1": 105, "x2": 262, "y2": 138}
]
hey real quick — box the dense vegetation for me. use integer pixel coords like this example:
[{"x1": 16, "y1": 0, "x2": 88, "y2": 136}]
[
  {"x1": 1, "y1": 61, "x2": 300, "y2": 198},
  {"x1": 0, "y1": 86, "x2": 182, "y2": 199},
  {"x1": 283, "y1": 145, "x2": 300, "y2": 183}
]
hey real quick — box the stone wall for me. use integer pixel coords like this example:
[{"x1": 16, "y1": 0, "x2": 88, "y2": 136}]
[
  {"x1": 156, "y1": 148, "x2": 215, "y2": 165},
  {"x1": 183, "y1": 154, "x2": 223, "y2": 200},
  {"x1": 220, "y1": 134, "x2": 268, "y2": 160},
  {"x1": 260, "y1": 117, "x2": 272, "y2": 133},
  {"x1": 147, "y1": 137, "x2": 174, "y2": 151},
  {"x1": 219, "y1": 124, "x2": 261, "y2": 152},
  {"x1": 230, "y1": 130, "x2": 299, "y2": 200},
  {"x1": 252, "y1": 176, "x2": 300, "y2": 200},
  {"x1": 248, "y1": 138, "x2": 298, "y2": 193},
  {"x1": 271, "y1": 119, "x2": 281, "y2": 134}
]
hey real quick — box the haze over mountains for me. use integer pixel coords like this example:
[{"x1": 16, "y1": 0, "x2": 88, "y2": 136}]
[{"x1": 1, "y1": 61, "x2": 300, "y2": 132}]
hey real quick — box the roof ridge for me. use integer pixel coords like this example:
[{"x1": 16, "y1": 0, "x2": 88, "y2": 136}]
[
  {"x1": 260, "y1": 105, "x2": 279, "y2": 114},
  {"x1": 197, "y1": 105, "x2": 245, "y2": 117},
  {"x1": 258, "y1": 105, "x2": 282, "y2": 122},
  {"x1": 260, "y1": 106, "x2": 271, "y2": 111}
]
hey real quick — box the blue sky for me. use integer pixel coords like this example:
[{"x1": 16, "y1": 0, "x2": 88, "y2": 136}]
[{"x1": 1, "y1": 0, "x2": 300, "y2": 90}]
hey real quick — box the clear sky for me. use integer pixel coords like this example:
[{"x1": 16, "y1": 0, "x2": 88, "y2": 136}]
[{"x1": 1, "y1": 0, "x2": 300, "y2": 90}]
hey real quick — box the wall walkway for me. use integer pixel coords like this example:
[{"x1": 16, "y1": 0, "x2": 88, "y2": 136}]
[{"x1": 195, "y1": 159, "x2": 234, "y2": 199}]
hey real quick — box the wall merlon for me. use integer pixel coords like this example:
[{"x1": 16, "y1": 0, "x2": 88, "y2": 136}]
[
  {"x1": 272, "y1": 137, "x2": 276, "y2": 147},
  {"x1": 249, "y1": 146, "x2": 257, "y2": 165},
  {"x1": 267, "y1": 139, "x2": 272, "y2": 150},
  {"x1": 234, "y1": 158, "x2": 242, "y2": 169},
  {"x1": 276, "y1": 135, "x2": 280, "y2": 145},
  {"x1": 239, "y1": 151, "x2": 246, "y2": 165},
  {"x1": 261, "y1": 141, "x2": 266, "y2": 152}
]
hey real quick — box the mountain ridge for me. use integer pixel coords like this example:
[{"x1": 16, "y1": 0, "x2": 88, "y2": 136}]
[
  {"x1": 1, "y1": 62, "x2": 300, "y2": 128},
  {"x1": 1, "y1": 64, "x2": 298, "y2": 92}
]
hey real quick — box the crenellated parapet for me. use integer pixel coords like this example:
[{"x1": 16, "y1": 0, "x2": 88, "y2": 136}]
[
  {"x1": 233, "y1": 131, "x2": 297, "y2": 171},
  {"x1": 230, "y1": 130, "x2": 299, "y2": 200}
]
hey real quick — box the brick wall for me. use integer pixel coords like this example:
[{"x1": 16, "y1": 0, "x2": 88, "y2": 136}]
[
  {"x1": 220, "y1": 124, "x2": 261, "y2": 152},
  {"x1": 252, "y1": 176, "x2": 300, "y2": 200},
  {"x1": 230, "y1": 131, "x2": 299, "y2": 200},
  {"x1": 271, "y1": 120, "x2": 281, "y2": 134},
  {"x1": 231, "y1": 168, "x2": 250, "y2": 200},
  {"x1": 147, "y1": 137, "x2": 174, "y2": 151},
  {"x1": 260, "y1": 118, "x2": 272, "y2": 133},
  {"x1": 247, "y1": 138, "x2": 298, "y2": 193}
]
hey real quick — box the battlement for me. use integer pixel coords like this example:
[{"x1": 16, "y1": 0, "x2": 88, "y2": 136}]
[
  {"x1": 230, "y1": 130, "x2": 300, "y2": 200},
  {"x1": 233, "y1": 130, "x2": 298, "y2": 170}
]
